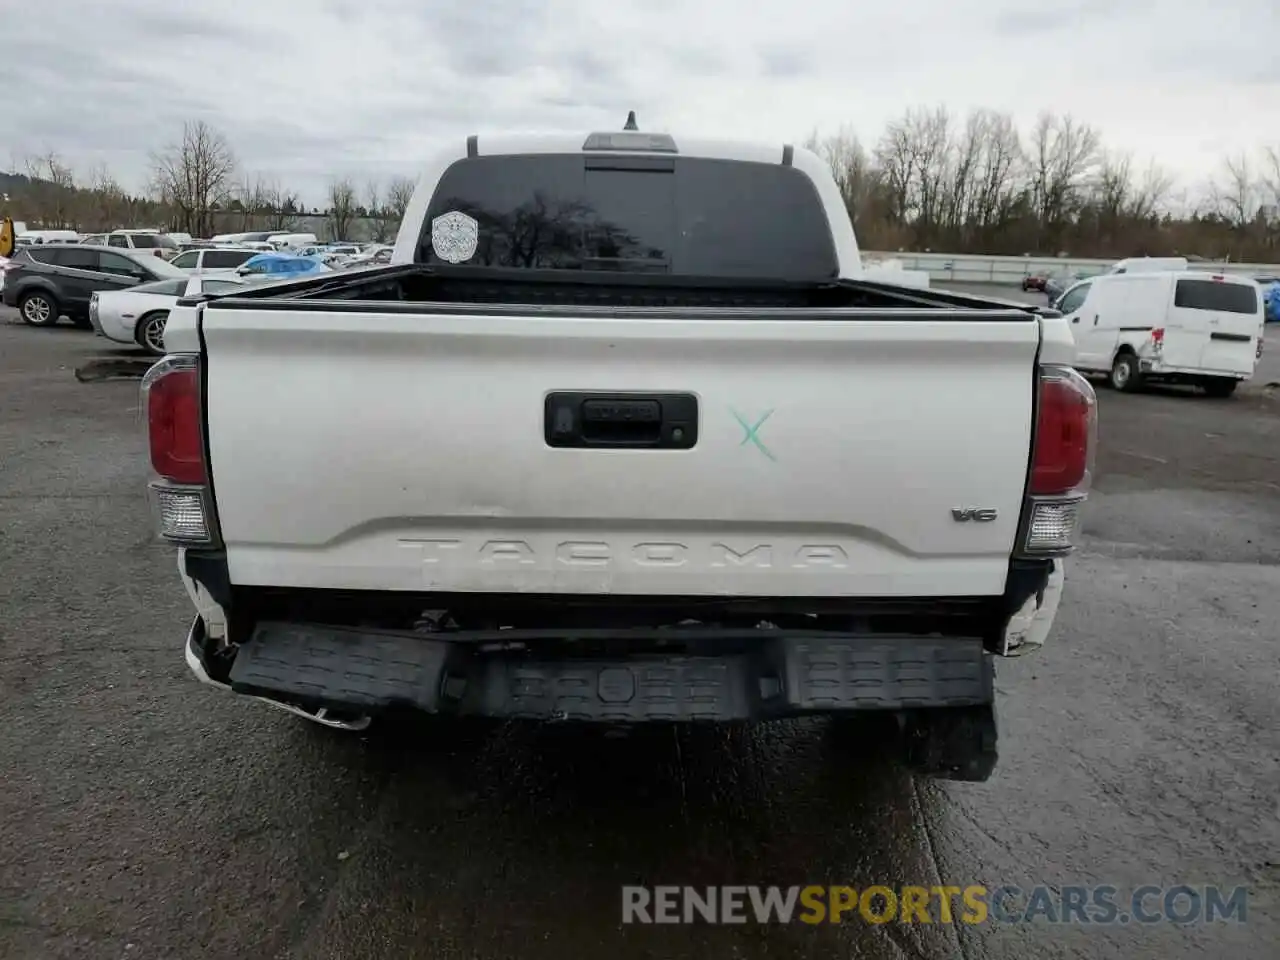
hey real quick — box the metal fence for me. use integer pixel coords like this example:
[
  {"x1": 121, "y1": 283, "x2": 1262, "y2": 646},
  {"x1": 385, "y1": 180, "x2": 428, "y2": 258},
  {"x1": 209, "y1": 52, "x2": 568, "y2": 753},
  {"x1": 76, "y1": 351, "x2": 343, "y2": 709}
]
[{"x1": 863, "y1": 252, "x2": 1280, "y2": 286}]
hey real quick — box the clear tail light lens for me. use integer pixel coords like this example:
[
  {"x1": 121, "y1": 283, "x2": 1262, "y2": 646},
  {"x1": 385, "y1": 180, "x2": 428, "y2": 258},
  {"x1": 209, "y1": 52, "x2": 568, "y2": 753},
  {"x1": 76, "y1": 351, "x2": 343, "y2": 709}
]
[{"x1": 142, "y1": 354, "x2": 217, "y2": 545}]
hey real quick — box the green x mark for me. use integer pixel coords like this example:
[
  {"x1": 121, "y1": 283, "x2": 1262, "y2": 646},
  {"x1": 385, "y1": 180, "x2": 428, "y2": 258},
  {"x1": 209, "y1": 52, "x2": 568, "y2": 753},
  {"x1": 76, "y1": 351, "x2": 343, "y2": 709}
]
[{"x1": 732, "y1": 408, "x2": 776, "y2": 461}]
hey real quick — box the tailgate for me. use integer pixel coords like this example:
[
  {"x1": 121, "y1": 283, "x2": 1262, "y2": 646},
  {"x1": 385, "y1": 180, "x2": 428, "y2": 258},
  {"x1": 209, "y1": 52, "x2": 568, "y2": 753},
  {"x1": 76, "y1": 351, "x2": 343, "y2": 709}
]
[{"x1": 200, "y1": 306, "x2": 1039, "y2": 598}]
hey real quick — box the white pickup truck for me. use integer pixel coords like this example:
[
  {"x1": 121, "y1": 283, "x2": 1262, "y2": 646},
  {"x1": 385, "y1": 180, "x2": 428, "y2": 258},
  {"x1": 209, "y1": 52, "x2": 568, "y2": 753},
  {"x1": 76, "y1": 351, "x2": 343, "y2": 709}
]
[{"x1": 145, "y1": 123, "x2": 1096, "y2": 781}]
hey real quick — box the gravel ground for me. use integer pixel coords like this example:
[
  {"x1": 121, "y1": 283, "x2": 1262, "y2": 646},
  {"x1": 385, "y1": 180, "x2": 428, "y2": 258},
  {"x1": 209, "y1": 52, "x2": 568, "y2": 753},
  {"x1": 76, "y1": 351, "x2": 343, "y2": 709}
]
[{"x1": 0, "y1": 305, "x2": 1276, "y2": 960}]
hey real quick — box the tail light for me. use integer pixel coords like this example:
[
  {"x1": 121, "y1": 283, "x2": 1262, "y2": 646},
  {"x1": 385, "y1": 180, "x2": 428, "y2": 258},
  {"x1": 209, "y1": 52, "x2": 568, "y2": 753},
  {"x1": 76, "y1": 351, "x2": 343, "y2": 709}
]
[
  {"x1": 1019, "y1": 365, "x2": 1097, "y2": 556},
  {"x1": 142, "y1": 355, "x2": 218, "y2": 545}
]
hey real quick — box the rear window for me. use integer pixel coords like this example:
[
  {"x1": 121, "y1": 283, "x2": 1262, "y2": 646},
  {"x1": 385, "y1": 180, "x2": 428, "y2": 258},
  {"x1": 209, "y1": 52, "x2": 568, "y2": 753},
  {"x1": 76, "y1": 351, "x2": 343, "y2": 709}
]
[
  {"x1": 1174, "y1": 280, "x2": 1258, "y2": 314},
  {"x1": 200, "y1": 280, "x2": 247, "y2": 295},
  {"x1": 129, "y1": 234, "x2": 179, "y2": 250},
  {"x1": 418, "y1": 154, "x2": 839, "y2": 281},
  {"x1": 31, "y1": 247, "x2": 97, "y2": 270},
  {"x1": 132, "y1": 279, "x2": 187, "y2": 296},
  {"x1": 203, "y1": 250, "x2": 254, "y2": 268}
]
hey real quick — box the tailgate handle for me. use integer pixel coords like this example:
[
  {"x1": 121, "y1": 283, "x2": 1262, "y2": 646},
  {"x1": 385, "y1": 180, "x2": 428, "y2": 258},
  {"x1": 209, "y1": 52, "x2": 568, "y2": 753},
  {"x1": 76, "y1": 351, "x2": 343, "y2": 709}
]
[{"x1": 545, "y1": 392, "x2": 698, "y2": 449}]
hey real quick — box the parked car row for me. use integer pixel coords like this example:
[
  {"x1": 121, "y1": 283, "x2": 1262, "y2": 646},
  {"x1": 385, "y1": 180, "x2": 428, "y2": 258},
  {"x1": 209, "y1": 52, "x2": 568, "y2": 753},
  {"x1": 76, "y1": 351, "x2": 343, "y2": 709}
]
[
  {"x1": 0, "y1": 221, "x2": 396, "y2": 354},
  {"x1": 0, "y1": 236, "x2": 367, "y2": 354},
  {"x1": 17, "y1": 227, "x2": 395, "y2": 266},
  {"x1": 2, "y1": 244, "x2": 187, "y2": 330}
]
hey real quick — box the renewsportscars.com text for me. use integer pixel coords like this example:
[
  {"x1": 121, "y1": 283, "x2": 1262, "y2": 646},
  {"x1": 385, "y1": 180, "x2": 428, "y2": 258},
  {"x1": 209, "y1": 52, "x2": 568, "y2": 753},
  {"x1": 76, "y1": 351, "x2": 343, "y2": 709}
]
[{"x1": 621, "y1": 885, "x2": 1249, "y2": 926}]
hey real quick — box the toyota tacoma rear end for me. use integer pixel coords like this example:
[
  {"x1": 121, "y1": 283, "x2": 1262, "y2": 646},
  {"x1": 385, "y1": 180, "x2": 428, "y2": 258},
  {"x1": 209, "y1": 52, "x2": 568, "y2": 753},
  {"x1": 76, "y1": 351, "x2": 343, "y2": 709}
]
[{"x1": 145, "y1": 123, "x2": 1096, "y2": 781}]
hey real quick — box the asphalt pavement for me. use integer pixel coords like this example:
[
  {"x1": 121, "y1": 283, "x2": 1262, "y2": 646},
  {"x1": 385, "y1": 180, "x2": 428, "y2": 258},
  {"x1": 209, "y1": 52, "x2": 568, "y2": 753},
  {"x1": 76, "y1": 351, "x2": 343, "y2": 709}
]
[{"x1": 1, "y1": 304, "x2": 1277, "y2": 960}]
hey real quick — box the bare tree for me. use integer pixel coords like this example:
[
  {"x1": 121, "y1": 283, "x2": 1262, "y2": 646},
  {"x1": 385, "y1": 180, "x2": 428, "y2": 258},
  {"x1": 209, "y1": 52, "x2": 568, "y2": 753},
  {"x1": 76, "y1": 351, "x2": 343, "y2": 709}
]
[
  {"x1": 1261, "y1": 145, "x2": 1280, "y2": 209},
  {"x1": 384, "y1": 175, "x2": 416, "y2": 227},
  {"x1": 1028, "y1": 112, "x2": 1100, "y2": 243},
  {"x1": 1261, "y1": 145, "x2": 1280, "y2": 250},
  {"x1": 365, "y1": 178, "x2": 398, "y2": 242},
  {"x1": 21, "y1": 151, "x2": 77, "y2": 228},
  {"x1": 965, "y1": 110, "x2": 1025, "y2": 237},
  {"x1": 86, "y1": 163, "x2": 128, "y2": 232},
  {"x1": 327, "y1": 177, "x2": 357, "y2": 241},
  {"x1": 1091, "y1": 150, "x2": 1134, "y2": 224},
  {"x1": 150, "y1": 121, "x2": 237, "y2": 237},
  {"x1": 805, "y1": 126, "x2": 880, "y2": 227},
  {"x1": 905, "y1": 106, "x2": 952, "y2": 242},
  {"x1": 1126, "y1": 161, "x2": 1173, "y2": 222},
  {"x1": 235, "y1": 173, "x2": 268, "y2": 230},
  {"x1": 873, "y1": 118, "x2": 918, "y2": 227},
  {"x1": 259, "y1": 180, "x2": 301, "y2": 231},
  {"x1": 945, "y1": 112, "x2": 985, "y2": 235},
  {"x1": 1213, "y1": 153, "x2": 1256, "y2": 229}
]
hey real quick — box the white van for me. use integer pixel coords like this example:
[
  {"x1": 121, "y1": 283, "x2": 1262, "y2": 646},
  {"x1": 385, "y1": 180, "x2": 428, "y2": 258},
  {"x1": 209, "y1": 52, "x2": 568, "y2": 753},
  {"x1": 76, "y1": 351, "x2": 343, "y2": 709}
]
[
  {"x1": 17, "y1": 229, "x2": 81, "y2": 245},
  {"x1": 265, "y1": 232, "x2": 318, "y2": 250},
  {"x1": 1056, "y1": 270, "x2": 1264, "y2": 396}
]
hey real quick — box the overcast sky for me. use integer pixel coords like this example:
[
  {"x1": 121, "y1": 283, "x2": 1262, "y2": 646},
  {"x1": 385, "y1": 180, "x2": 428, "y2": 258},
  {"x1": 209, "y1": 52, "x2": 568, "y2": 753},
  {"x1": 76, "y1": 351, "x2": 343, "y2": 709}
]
[{"x1": 1, "y1": 0, "x2": 1275, "y2": 205}]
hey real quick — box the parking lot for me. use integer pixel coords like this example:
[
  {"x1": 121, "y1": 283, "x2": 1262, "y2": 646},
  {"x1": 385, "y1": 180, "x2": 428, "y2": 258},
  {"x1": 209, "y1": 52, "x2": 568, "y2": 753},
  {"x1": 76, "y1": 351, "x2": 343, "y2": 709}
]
[{"x1": 1, "y1": 298, "x2": 1277, "y2": 960}]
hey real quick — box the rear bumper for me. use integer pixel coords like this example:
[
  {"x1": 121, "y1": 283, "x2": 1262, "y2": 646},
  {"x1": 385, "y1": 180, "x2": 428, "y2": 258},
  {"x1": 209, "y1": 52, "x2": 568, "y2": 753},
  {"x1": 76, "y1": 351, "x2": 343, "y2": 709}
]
[
  {"x1": 1138, "y1": 359, "x2": 1248, "y2": 380},
  {"x1": 94, "y1": 309, "x2": 138, "y2": 345},
  {"x1": 185, "y1": 616, "x2": 994, "y2": 723}
]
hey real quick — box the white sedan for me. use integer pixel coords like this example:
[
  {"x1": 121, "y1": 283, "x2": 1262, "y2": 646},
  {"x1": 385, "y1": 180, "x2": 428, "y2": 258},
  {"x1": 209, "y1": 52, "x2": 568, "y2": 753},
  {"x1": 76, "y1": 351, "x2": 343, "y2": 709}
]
[{"x1": 90, "y1": 274, "x2": 257, "y2": 355}]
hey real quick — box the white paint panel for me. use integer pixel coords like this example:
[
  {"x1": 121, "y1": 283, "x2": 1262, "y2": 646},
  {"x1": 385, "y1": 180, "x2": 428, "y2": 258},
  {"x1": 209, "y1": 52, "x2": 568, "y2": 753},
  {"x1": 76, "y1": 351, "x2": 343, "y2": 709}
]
[{"x1": 199, "y1": 307, "x2": 1040, "y2": 597}]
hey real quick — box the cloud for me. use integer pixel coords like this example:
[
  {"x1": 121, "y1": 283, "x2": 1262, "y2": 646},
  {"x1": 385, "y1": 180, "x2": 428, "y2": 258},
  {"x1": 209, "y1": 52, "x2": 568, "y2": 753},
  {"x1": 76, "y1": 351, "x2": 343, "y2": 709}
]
[
  {"x1": 757, "y1": 45, "x2": 809, "y2": 79},
  {"x1": 0, "y1": 0, "x2": 1274, "y2": 205},
  {"x1": 990, "y1": 0, "x2": 1130, "y2": 36}
]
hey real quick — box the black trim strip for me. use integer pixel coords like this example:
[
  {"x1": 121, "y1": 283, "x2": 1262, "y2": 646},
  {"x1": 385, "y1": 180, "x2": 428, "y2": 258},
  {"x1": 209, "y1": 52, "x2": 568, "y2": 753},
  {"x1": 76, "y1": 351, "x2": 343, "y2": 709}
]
[
  {"x1": 1119, "y1": 325, "x2": 1153, "y2": 332},
  {"x1": 584, "y1": 155, "x2": 674, "y2": 173},
  {"x1": 184, "y1": 551, "x2": 232, "y2": 609},
  {"x1": 1211, "y1": 331, "x2": 1252, "y2": 342},
  {"x1": 781, "y1": 144, "x2": 794, "y2": 166},
  {"x1": 466, "y1": 134, "x2": 478, "y2": 158},
  {"x1": 190, "y1": 265, "x2": 1043, "y2": 318},
  {"x1": 202, "y1": 297, "x2": 1034, "y2": 322}
]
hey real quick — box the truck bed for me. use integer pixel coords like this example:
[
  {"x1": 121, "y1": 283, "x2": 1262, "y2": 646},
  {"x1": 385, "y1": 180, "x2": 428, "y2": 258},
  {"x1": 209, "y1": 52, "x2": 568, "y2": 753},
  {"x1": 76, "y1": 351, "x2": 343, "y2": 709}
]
[
  {"x1": 185, "y1": 267, "x2": 1044, "y2": 600},
  {"x1": 189, "y1": 262, "x2": 1050, "y2": 313}
]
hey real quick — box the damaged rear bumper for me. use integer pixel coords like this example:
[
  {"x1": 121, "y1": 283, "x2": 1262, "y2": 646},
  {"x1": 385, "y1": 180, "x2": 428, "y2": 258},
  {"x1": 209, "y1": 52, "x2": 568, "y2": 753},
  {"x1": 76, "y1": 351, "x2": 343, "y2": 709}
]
[{"x1": 184, "y1": 617, "x2": 995, "y2": 723}]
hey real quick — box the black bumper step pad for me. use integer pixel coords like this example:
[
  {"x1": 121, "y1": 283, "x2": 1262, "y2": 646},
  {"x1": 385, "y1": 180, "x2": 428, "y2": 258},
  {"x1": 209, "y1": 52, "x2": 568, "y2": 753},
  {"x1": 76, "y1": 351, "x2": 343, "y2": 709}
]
[{"x1": 228, "y1": 621, "x2": 993, "y2": 722}]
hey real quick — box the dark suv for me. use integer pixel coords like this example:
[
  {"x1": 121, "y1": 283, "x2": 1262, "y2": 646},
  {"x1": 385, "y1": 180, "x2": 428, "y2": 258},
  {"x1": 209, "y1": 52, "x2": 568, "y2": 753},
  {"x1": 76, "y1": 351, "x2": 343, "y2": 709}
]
[{"x1": 2, "y1": 244, "x2": 187, "y2": 328}]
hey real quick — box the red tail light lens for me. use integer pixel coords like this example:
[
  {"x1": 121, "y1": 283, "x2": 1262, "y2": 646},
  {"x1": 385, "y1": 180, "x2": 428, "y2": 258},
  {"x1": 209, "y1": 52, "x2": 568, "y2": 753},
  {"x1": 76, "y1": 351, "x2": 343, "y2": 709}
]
[
  {"x1": 1151, "y1": 327, "x2": 1165, "y2": 346},
  {"x1": 1030, "y1": 366, "x2": 1096, "y2": 496},
  {"x1": 143, "y1": 357, "x2": 205, "y2": 484}
]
